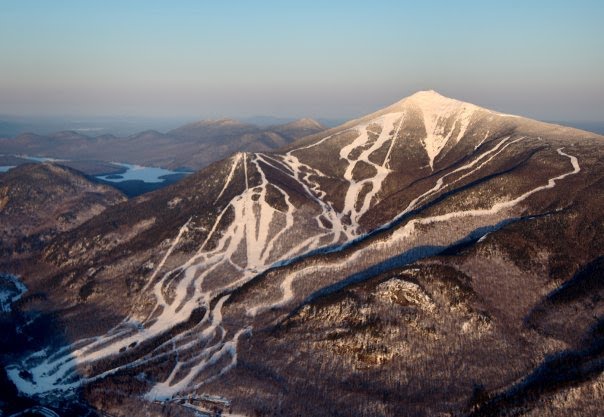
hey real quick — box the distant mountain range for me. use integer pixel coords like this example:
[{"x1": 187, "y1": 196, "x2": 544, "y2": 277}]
[
  {"x1": 550, "y1": 121, "x2": 604, "y2": 135},
  {"x1": 0, "y1": 115, "x2": 344, "y2": 139},
  {"x1": 0, "y1": 118, "x2": 326, "y2": 171},
  {"x1": 1, "y1": 91, "x2": 603, "y2": 417}
]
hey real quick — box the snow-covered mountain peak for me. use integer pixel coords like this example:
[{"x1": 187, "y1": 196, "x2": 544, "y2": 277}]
[
  {"x1": 389, "y1": 91, "x2": 480, "y2": 168},
  {"x1": 407, "y1": 89, "x2": 446, "y2": 101},
  {"x1": 405, "y1": 90, "x2": 476, "y2": 114},
  {"x1": 383, "y1": 90, "x2": 475, "y2": 115}
]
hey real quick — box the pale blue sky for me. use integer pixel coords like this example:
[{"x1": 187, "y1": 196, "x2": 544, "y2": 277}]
[{"x1": 1, "y1": 0, "x2": 603, "y2": 120}]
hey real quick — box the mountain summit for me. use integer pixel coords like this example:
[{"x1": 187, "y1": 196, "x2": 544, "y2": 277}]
[
  {"x1": 279, "y1": 117, "x2": 324, "y2": 130},
  {"x1": 5, "y1": 92, "x2": 604, "y2": 417}
]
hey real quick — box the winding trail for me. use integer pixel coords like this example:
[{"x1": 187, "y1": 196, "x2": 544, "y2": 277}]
[{"x1": 6, "y1": 105, "x2": 581, "y2": 405}]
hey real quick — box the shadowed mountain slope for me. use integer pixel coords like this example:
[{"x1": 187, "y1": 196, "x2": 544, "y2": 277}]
[{"x1": 0, "y1": 163, "x2": 125, "y2": 260}]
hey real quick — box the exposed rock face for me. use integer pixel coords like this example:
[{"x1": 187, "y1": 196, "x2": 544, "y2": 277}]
[{"x1": 5, "y1": 91, "x2": 604, "y2": 417}]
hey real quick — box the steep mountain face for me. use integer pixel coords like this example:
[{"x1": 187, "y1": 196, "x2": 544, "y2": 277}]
[
  {"x1": 6, "y1": 91, "x2": 604, "y2": 417},
  {"x1": 0, "y1": 163, "x2": 126, "y2": 260},
  {"x1": 0, "y1": 118, "x2": 326, "y2": 171}
]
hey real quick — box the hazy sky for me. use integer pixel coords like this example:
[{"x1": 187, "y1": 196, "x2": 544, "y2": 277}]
[{"x1": 1, "y1": 0, "x2": 603, "y2": 121}]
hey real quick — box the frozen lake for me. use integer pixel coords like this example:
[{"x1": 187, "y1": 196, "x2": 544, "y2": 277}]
[
  {"x1": 95, "y1": 162, "x2": 188, "y2": 183},
  {"x1": 0, "y1": 155, "x2": 191, "y2": 184}
]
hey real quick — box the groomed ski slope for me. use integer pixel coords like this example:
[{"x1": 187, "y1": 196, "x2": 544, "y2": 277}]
[{"x1": 7, "y1": 93, "x2": 583, "y2": 404}]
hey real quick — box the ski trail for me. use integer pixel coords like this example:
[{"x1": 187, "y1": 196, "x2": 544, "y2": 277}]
[
  {"x1": 243, "y1": 152, "x2": 249, "y2": 190},
  {"x1": 288, "y1": 129, "x2": 355, "y2": 153},
  {"x1": 407, "y1": 148, "x2": 580, "y2": 226},
  {"x1": 474, "y1": 130, "x2": 490, "y2": 150},
  {"x1": 215, "y1": 153, "x2": 242, "y2": 203},
  {"x1": 383, "y1": 113, "x2": 405, "y2": 169},
  {"x1": 6, "y1": 113, "x2": 494, "y2": 396},
  {"x1": 401, "y1": 136, "x2": 521, "y2": 214},
  {"x1": 282, "y1": 150, "x2": 346, "y2": 242},
  {"x1": 412, "y1": 97, "x2": 476, "y2": 170},
  {"x1": 339, "y1": 112, "x2": 404, "y2": 233},
  {"x1": 142, "y1": 218, "x2": 192, "y2": 294},
  {"x1": 257, "y1": 147, "x2": 580, "y2": 312},
  {"x1": 7, "y1": 100, "x2": 581, "y2": 409}
]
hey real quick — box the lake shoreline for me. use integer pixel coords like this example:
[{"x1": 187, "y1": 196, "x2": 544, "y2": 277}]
[{"x1": 0, "y1": 154, "x2": 193, "y2": 197}]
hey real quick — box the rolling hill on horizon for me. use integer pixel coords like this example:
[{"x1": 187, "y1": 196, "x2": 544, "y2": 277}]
[{"x1": 0, "y1": 117, "x2": 326, "y2": 172}]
